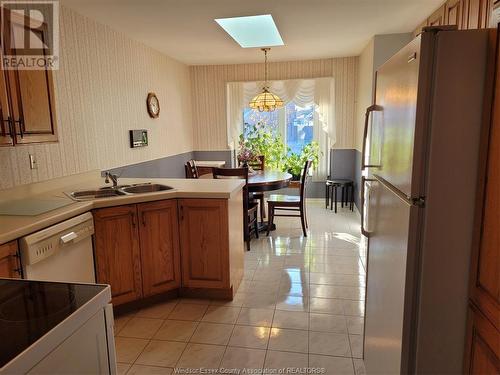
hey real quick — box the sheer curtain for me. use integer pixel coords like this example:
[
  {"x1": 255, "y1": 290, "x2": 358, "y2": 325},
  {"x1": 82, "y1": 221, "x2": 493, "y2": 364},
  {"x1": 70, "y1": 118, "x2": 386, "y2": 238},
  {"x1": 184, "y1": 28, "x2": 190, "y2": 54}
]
[{"x1": 226, "y1": 78, "x2": 335, "y2": 179}]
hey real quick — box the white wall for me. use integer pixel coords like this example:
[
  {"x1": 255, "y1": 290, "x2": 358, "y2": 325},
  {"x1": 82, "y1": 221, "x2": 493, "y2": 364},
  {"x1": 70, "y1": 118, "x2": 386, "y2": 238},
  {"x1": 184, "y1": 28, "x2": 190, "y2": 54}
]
[
  {"x1": 0, "y1": 6, "x2": 194, "y2": 190},
  {"x1": 354, "y1": 33, "x2": 413, "y2": 152}
]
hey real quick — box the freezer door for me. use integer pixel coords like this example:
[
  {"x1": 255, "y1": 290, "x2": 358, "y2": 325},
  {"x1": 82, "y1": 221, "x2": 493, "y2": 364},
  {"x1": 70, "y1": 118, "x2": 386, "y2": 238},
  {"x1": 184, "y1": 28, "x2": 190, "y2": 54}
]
[
  {"x1": 364, "y1": 177, "x2": 421, "y2": 374},
  {"x1": 371, "y1": 38, "x2": 421, "y2": 198}
]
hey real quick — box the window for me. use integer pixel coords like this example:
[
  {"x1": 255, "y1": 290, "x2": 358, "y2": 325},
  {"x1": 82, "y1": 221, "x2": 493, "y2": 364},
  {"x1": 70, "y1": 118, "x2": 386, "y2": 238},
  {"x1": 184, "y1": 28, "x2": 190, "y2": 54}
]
[{"x1": 243, "y1": 102, "x2": 315, "y2": 155}]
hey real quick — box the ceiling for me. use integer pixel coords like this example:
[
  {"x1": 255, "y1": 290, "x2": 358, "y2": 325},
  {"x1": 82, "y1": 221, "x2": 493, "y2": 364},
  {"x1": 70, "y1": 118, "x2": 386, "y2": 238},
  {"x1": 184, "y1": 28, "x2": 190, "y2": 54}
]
[{"x1": 61, "y1": 0, "x2": 443, "y2": 65}]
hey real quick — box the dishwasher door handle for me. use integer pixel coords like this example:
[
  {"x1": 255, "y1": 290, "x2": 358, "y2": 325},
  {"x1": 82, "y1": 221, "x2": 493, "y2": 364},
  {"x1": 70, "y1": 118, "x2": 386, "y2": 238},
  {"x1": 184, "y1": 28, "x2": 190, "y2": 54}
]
[{"x1": 60, "y1": 231, "x2": 78, "y2": 244}]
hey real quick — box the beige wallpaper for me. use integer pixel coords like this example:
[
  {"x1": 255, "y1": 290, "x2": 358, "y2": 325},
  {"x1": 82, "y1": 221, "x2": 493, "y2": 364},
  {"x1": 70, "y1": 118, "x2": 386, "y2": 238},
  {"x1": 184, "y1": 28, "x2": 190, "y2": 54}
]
[
  {"x1": 0, "y1": 6, "x2": 194, "y2": 190},
  {"x1": 190, "y1": 57, "x2": 358, "y2": 151},
  {"x1": 355, "y1": 39, "x2": 375, "y2": 152}
]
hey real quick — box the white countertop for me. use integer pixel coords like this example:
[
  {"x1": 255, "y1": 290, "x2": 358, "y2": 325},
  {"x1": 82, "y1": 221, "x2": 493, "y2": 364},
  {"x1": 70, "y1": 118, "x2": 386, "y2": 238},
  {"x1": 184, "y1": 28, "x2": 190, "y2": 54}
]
[{"x1": 0, "y1": 171, "x2": 244, "y2": 245}]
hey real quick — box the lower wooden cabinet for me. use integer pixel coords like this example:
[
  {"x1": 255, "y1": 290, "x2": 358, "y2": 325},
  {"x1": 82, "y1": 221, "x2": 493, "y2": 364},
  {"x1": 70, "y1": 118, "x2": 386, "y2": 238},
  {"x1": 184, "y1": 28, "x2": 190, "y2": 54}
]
[
  {"x1": 93, "y1": 197, "x2": 242, "y2": 305},
  {"x1": 138, "y1": 200, "x2": 181, "y2": 297},
  {"x1": 93, "y1": 205, "x2": 143, "y2": 305},
  {"x1": 0, "y1": 240, "x2": 21, "y2": 278},
  {"x1": 178, "y1": 199, "x2": 229, "y2": 289}
]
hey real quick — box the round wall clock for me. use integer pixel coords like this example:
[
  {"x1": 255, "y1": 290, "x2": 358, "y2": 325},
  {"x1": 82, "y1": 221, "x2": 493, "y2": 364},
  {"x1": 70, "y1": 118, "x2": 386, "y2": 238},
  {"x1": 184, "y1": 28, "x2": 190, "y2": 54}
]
[{"x1": 146, "y1": 92, "x2": 160, "y2": 118}]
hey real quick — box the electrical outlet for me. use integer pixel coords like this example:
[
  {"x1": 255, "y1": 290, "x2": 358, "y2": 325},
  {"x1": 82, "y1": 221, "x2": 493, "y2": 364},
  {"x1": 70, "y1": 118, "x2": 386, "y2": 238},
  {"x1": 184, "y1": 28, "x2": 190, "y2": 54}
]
[{"x1": 29, "y1": 154, "x2": 38, "y2": 170}]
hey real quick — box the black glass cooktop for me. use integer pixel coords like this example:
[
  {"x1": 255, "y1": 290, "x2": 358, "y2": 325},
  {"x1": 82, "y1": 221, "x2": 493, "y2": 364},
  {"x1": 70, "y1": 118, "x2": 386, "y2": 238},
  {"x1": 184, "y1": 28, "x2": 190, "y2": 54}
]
[{"x1": 0, "y1": 279, "x2": 107, "y2": 369}]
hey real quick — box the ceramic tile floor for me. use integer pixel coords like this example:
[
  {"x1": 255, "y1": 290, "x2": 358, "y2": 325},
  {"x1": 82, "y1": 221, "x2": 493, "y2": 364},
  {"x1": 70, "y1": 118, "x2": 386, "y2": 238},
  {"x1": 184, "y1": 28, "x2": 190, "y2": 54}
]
[{"x1": 114, "y1": 199, "x2": 367, "y2": 375}]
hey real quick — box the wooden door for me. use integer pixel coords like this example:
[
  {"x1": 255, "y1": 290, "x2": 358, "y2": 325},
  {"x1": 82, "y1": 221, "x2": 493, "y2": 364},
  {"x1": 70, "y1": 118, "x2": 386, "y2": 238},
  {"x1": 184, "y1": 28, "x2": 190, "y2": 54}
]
[
  {"x1": 0, "y1": 241, "x2": 21, "y2": 278},
  {"x1": 464, "y1": 0, "x2": 492, "y2": 28},
  {"x1": 445, "y1": 0, "x2": 465, "y2": 28},
  {"x1": 138, "y1": 200, "x2": 181, "y2": 297},
  {"x1": 178, "y1": 199, "x2": 229, "y2": 289},
  {"x1": 93, "y1": 205, "x2": 143, "y2": 305},
  {"x1": 0, "y1": 71, "x2": 13, "y2": 146},
  {"x1": 2, "y1": 9, "x2": 57, "y2": 144},
  {"x1": 428, "y1": 5, "x2": 447, "y2": 26},
  {"x1": 464, "y1": 306, "x2": 499, "y2": 374},
  {"x1": 464, "y1": 29, "x2": 500, "y2": 373}
]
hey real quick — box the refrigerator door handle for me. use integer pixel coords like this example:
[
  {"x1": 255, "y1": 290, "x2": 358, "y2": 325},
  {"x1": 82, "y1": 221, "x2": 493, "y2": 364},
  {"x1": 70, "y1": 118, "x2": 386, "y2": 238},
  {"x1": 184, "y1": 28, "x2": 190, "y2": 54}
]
[
  {"x1": 361, "y1": 176, "x2": 377, "y2": 237},
  {"x1": 362, "y1": 104, "x2": 383, "y2": 169},
  {"x1": 373, "y1": 174, "x2": 425, "y2": 207}
]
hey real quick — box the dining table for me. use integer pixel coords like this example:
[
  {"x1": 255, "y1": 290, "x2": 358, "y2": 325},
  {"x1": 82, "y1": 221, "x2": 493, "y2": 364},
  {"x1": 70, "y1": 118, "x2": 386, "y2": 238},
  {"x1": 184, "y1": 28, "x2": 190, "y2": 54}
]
[{"x1": 201, "y1": 169, "x2": 293, "y2": 232}]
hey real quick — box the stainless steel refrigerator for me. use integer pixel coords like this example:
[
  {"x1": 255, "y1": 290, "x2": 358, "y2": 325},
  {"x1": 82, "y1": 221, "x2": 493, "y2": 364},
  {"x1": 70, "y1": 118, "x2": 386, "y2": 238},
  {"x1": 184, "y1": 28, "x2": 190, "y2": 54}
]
[{"x1": 361, "y1": 26, "x2": 497, "y2": 374}]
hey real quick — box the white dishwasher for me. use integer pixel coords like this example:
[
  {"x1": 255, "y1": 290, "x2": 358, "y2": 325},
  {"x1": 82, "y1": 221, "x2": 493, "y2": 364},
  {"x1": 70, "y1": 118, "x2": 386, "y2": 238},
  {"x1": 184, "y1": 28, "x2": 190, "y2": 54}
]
[{"x1": 19, "y1": 212, "x2": 96, "y2": 283}]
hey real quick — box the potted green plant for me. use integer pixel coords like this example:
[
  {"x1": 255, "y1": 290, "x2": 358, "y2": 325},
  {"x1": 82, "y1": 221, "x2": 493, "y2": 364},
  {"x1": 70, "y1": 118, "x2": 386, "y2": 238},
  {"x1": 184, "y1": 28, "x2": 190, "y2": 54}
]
[
  {"x1": 284, "y1": 141, "x2": 321, "y2": 180},
  {"x1": 238, "y1": 123, "x2": 321, "y2": 180}
]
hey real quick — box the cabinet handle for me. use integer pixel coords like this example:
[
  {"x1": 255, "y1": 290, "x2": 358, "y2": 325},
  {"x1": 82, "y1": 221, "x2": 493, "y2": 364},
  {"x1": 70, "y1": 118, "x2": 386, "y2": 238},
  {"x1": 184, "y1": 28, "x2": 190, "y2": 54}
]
[
  {"x1": 179, "y1": 205, "x2": 184, "y2": 220},
  {"x1": 130, "y1": 212, "x2": 137, "y2": 227},
  {"x1": 141, "y1": 212, "x2": 146, "y2": 226},
  {"x1": 13, "y1": 117, "x2": 24, "y2": 138},
  {"x1": 3, "y1": 117, "x2": 14, "y2": 138}
]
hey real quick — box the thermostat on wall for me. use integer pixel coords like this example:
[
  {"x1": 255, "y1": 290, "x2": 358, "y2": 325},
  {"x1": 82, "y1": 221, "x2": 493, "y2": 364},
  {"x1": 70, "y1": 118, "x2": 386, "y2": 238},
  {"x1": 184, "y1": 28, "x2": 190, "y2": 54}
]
[{"x1": 129, "y1": 129, "x2": 148, "y2": 148}]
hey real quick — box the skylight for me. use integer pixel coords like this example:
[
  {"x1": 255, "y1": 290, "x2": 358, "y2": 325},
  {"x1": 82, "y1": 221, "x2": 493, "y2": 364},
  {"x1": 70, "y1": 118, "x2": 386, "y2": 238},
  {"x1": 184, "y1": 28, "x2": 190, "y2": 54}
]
[{"x1": 215, "y1": 14, "x2": 284, "y2": 48}]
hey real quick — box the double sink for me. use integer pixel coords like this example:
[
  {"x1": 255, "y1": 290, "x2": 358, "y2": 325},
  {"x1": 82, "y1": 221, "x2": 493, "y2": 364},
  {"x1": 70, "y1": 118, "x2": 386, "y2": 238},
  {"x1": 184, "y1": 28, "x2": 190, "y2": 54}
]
[{"x1": 68, "y1": 183, "x2": 173, "y2": 201}]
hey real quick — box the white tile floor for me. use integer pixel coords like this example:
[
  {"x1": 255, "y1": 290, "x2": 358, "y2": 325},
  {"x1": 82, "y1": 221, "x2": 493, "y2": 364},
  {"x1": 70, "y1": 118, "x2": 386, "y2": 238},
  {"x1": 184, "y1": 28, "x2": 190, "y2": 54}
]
[{"x1": 114, "y1": 199, "x2": 367, "y2": 375}]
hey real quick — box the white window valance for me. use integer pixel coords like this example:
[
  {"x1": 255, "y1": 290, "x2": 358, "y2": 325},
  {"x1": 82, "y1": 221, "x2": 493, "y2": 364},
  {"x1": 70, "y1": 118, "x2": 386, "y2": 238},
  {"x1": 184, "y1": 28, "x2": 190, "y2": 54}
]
[{"x1": 227, "y1": 77, "x2": 336, "y2": 148}]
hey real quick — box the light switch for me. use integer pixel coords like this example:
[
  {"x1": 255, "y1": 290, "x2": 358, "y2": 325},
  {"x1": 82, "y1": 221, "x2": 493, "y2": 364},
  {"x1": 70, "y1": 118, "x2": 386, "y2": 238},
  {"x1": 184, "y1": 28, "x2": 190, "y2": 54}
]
[{"x1": 29, "y1": 154, "x2": 38, "y2": 170}]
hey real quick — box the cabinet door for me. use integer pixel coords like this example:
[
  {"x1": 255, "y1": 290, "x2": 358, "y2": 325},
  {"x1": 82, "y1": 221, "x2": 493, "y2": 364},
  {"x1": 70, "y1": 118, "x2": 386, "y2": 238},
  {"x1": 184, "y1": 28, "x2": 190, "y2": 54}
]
[
  {"x1": 464, "y1": 306, "x2": 499, "y2": 374},
  {"x1": 464, "y1": 0, "x2": 492, "y2": 28},
  {"x1": 0, "y1": 240, "x2": 21, "y2": 278},
  {"x1": 178, "y1": 199, "x2": 229, "y2": 289},
  {"x1": 445, "y1": 0, "x2": 465, "y2": 28},
  {"x1": 469, "y1": 36, "x2": 500, "y2": 331},
  {"x1": 428, "y1": 4, "x2": 446, "y2": 26},
  {"x1": 93, "y1": 205, "x2": 143, "y2": 306},
  {"x1": 3, "y1": 10, "x2": 57, "y2": 144},
  {"x1": 138, "y1": 200, "x2": 181, "y2": 297},
  {"x1": 0, "y1": 71, "x2": 13, "y2": 146}
]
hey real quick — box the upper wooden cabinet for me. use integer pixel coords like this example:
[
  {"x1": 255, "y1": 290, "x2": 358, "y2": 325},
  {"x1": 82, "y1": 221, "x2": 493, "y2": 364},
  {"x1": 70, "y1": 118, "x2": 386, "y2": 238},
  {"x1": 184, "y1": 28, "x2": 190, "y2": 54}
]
[
  {"x1": 138, "y1": 200, "x2": 181, "y2": 297},
  {"x1": 428, "y1": 5, "x2": 447, "y2": 26},
  {"x1": 178, "y1": 199, "x2": 230, "y2": 290},
  {"x1": 464, "y1": 0, "x2": 492, "y2": 29},
  {"x1": 0, "y1": 240, "x2": 22, "y2": 278},
  {"x1": 0, "y1": 8, "x2": 58, "y2": 146},
  {"x1": 445, "y1": 0, "x2": 466, "y2": 28},
  {"x1": 93, "y1": 205, "x2": 143, "y2": 306}
]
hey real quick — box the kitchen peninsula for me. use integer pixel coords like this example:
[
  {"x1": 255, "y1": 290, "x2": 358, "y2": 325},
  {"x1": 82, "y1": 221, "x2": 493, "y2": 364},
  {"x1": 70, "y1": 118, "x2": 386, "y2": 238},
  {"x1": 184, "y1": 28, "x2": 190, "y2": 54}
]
[{"x1": 0, "y1": 171, "x2": 245, "y2": 308}]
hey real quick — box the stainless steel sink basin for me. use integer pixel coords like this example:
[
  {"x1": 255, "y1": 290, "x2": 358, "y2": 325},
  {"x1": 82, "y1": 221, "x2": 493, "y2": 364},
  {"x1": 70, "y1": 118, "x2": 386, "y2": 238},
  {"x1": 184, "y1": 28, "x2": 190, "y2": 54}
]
[
  {"x1": 120, "y1": 184, "x2": 173, "y2": 194},
  {"x1": 69, "y1": 189, "x2": 126, "y2": 201},
  {"x1": 67, "y1": 183, "x2": 173, "y2": 201}
]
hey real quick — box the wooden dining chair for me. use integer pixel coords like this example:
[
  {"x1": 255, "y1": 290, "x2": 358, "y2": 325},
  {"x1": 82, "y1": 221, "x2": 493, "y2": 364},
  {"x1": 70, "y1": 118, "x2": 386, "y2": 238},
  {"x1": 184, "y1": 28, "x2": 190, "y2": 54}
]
[
  {"x1": 185, "y1": 159, "x2": 199, "y2": 179},
  {"x1": 246, "y1": 155, "x2": 266, "y2": 222},
  {"x1": 266, "y1": 160, "x2": 312, "y2": 237},
  {"x1": 213, "y1": 167, "x2": 259, "y2": 251}
]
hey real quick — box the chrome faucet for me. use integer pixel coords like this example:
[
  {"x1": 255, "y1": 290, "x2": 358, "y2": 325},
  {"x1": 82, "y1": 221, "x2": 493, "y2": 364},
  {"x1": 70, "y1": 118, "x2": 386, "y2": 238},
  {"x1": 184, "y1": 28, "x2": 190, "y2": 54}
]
[{"x1": 104, "y1": 171, "x2": 118, "y2": 187}]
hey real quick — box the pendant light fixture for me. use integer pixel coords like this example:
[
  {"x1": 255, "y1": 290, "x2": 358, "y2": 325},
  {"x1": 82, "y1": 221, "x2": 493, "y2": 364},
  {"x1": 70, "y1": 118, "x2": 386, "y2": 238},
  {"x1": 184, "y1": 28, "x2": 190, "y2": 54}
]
[{"x1": 249, "y1": 48, "x2": 284, "y2": 112}]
